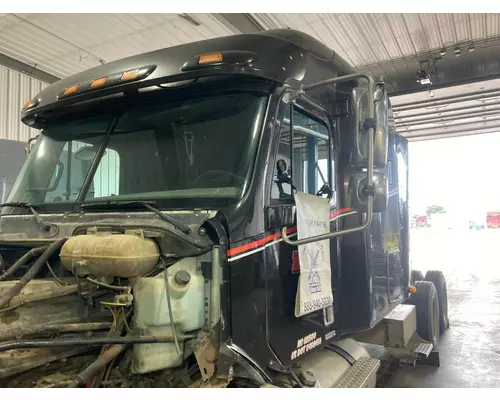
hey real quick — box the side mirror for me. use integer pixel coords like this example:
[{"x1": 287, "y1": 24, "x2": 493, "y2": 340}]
[
  {"x1": 347, "y1": 172, "x2": 388, "y2": 214},
  {"x1": 28, "y1": 160, "x2": 64, "y2": 193},
  {"x1": 275, "y1": 158, "x2": 295, "y2": 199},
  {"x1": 350, "y1": 84, "x2": 389, "y2": 168},
  {"x1": 265, "y1": 205, "x2": 295, "y2": 231}
]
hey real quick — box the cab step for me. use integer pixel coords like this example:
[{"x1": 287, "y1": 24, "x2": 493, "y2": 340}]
[
  {"x1": 334, "y1": 357, "x2": 380, "y2": 388},
  {"x1": 412, "y1": 342, "x2": 433, "y2": 358}
]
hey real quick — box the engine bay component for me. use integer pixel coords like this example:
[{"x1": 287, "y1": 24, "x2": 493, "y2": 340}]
[
  {"x1": 132, "y1": 257, "x2": 205, "y2": 374},
  {"x1": 0, "y1": 322, "x2": 112, "y2": 342},
  {"x1": 60, "y1": 230, "x2": 160, "y2": 277},
  {"x1": 0, "y1": 238, "x2": 67, "y2": 310},
  {"x1": 0, "y1": 245, "x2": 49, "y2": 281},
  {"x1": 0, "y1": 278, "x2": 111, "y2": 379},
  {"x1": 0, "y1": 334, "x2": 195, "y2": 352}
]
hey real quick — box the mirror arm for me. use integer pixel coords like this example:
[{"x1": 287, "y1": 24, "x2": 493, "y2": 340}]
[
  {"x1": 25, "y1": 135, "x2": 39, "y2": 156},
  {"x1": 282, "y1": 73, "x2": 375, "y2": 246}
]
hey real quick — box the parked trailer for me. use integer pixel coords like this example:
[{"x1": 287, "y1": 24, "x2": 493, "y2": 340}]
[{"x1": 0, "y1": 29, "x2": 449, "y2": 388}]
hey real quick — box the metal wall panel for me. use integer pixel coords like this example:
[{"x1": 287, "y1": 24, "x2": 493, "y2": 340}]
[
  {"x1": 0, "y1": 65, "x2": 46, "y2": 142},
  {"x1": 250, "y1": 13, "x2": 500, "y2": 93},
  {"x1": 251, "y1": 13, "x2": 500, "y2": 68},
  {"x1": 0, "y1": 13, "x2": 233, "y2": 79}
]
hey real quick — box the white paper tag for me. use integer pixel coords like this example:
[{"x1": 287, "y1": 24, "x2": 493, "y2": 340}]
[{"x1": 294, "y1": 191, "x2": 333, "y2": 317}]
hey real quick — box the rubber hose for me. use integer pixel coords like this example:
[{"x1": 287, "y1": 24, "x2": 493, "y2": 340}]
[
  {"x1": 0, "y1": 238, "x2": 67, "y2": 310},
  {"x1": 0, "y1": 322, "x2": 112, "y2": 341},
  {"x1": 0, "y1": 245, "x2": 49, "y2": 281},
  {"x1": 3, "y1": 284, "x2": 79, "y2": 310},
  {"x1": 67, "y1": 341, "x2": 128, "y2": 388},
  {"x1": 0, "y1": 334, "x2": 195, "y2": 351}
]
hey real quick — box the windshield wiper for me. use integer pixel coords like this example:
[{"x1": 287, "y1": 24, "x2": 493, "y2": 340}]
[
  {"x1": 0, "y1": 202, "x2": 59, "y2": 236},
  {"x1": 80, "y1": 201, "x2": 191, "y2": 235}
]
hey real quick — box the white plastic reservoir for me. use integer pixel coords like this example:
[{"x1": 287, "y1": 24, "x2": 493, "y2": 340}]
[{"x1": 132, "y1": 257, "x2": 205, "y2": 374}]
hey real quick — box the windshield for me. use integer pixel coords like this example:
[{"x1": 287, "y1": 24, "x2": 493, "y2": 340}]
[{"x1": 7, "y1": 92, "x2": 267, "y2": 209}]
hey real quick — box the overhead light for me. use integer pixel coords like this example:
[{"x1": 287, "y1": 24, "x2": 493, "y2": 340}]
[
  {"x1": 440, "y1": 49, "x2": 446, "y2": 56},
  {"x1": 416, "y1": 69, "x2": 432, "y2": 85},
  {"x1": 454, "y1": 47, "x2": 461, "y2": 57},
  {"x1": 469, "y1": 45, "x2": 475, "y2": 52}
]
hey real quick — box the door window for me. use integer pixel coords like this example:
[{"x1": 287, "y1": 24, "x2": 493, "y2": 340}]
[{"x1": 272, "y1": 106, "x2": 330, "y2": 202}]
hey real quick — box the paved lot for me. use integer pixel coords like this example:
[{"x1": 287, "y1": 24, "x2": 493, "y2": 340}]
[{"x1": 390, "y1": 228, "x2": 500, "y2": 387}]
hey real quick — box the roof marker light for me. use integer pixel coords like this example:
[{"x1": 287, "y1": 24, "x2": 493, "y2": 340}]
[
  {"x1": 63, "y1": 84, "x2": 79, "y2": 96},
  {"x1": 90, "y1": 77, "x2": 107, "y2": 89},
  {"x1": 121, "y1": 70, "x2": 138, "y2": 81},
  {"x1": 198, "y1": 53, "x2": 223, "y2": 65}
]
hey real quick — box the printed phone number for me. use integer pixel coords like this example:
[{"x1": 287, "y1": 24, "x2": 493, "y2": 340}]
[{"x1": 303, "y1": 296, "x2": 333, "y2": 313}]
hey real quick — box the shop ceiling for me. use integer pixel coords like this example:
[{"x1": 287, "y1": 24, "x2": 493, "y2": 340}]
[{"x1": 1, "y1": 13, "x2": 499, "y2": 140}]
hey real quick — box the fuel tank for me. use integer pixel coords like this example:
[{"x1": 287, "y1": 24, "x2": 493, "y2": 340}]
[{"x1": 295, "y1": 338, "x2": 379, "y2": 388}]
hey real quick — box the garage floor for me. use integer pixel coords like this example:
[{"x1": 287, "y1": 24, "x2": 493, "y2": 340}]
[{"x1": 389, "y1": 229, "x2": 500, "y2": 388}]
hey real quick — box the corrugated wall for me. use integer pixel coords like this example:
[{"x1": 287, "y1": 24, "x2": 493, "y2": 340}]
[{"x1": 0, "y1": 65, "x2": 47, "y2": 142}]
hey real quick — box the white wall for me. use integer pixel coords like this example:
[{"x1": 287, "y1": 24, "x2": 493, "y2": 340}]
[{"x1": 0, "y1": 65, "x2": 47, "y2": 142}]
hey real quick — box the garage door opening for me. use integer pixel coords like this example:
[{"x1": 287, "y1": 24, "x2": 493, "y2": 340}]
[{"x1": 391, "y1": 131, "x2": 500, "y2": 388}]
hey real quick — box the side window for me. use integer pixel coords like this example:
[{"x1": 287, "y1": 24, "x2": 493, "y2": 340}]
[
  {"x1": 45, "y1": 141, "x2": 121, "y2": 202},
  {"x1": 387, "y1": 160, "x2": 393, "y2": 187},
  {"x1": 396, "y1": 150, "x2": 408, "y2": 228},
  {"x1": 88, "y1": 148, "x2": 120, "y2": 199},
  {"x1": 396, "y1": 151, "x2": 407, "y2": 203},
  {"x1": 271, "y1": 106, "x2": 330, "y2": 201},
  {"x1": 45, "y1": 141, "x2": 95, "y2": 203}
]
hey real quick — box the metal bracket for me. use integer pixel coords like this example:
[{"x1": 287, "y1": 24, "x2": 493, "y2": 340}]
[
  {"x1": 363, "y1": 117, "x2": 377, "y2": 131},
  {"x1": 268, "y1": 359, "x2": 292, "y2": 374},
  {"x1": 416, "y1": 350, "x2": 440, "y2": 367},
  {"x1": 192, "y1": 334, "x2": 218, "y2": 381}
]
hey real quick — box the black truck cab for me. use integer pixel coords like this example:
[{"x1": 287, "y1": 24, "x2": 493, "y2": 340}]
[{"x1": 0, "y1": 29, "x2": 432, "y2": 388}]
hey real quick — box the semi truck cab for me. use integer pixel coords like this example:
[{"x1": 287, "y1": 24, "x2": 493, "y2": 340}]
[{"x1": 0, "y1": 29, "x2": 448, "y2": 388}]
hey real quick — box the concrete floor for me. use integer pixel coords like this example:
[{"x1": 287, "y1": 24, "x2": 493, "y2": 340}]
[{"x1": 390, "y1": 228, "x2": 500, "y2": 388}]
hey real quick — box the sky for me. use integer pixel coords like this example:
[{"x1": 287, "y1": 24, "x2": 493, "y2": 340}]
[{"x1": 408, "y1": 132, "x2": 500, "y2": 223}]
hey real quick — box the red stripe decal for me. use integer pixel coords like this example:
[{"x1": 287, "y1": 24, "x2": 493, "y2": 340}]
[
  {"x1": 227, "y1": 226, "x2": 296, "y2": 257},
  {"x1": 227, "y1": 207, "x2": 353, "y2": 258},
  {"x1": 330, "y1": 207, "x2": 352, "y2": 219}
]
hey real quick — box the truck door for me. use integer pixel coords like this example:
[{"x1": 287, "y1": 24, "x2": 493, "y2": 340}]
[{"x1": 265, "y1": 100, "x2": 338, "y2": 365}]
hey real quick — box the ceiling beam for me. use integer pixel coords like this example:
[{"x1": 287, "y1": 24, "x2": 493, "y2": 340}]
[
  {"x1": 0, "y1": 52, "x2": 60, "y2": 84},
  {"x1": 212, "y1": 14, "x2": 265, "y2": 34}
]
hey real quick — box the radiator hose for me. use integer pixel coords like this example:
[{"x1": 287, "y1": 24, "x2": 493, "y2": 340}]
[
  {"x1": 0, "y1": 245, "x2": 49, "y2": 281},
  {"x1": 0, "y1": 238, "x2": 67, "y2": 310}
]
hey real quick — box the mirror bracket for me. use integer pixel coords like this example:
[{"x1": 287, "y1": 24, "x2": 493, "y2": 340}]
[
  {"x1": 363, "y1": 184, "x2": 376, "y2": 197},
  {"x1": 363, "y1": 117, "x2": 377, "y2": 131},
  {"x1": 282, "y1": 73, "x2": 376, "y2": 247}
]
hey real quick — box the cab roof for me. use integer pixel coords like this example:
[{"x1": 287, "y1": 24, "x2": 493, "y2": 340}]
[{"x1": 21, "y1": 29, "x2": 354, "y2": 126}]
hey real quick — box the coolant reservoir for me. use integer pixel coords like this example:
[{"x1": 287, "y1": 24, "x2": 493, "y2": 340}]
[
  {"x1": 132, "y1": 257, "x2": 205, "y2": 374},
  {"x1": 60, "y1": 230, "x2": 160, "y2": 277}
]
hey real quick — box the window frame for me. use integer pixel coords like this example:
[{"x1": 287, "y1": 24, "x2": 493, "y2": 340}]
[{"x1": 270, "y1": 100, "x2": 334, "y2": 205}]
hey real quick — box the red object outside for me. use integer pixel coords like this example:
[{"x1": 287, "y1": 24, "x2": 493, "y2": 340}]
[
  {"x1": 415, "y1": 215, "x2": 429, "y2": 228},
  {"x1": 487, "y1": 212, "x2": 500, "y2": 228}
]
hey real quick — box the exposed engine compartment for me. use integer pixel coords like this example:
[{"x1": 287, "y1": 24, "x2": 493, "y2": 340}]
[
  {"x1": 0, "y1": 224, "x2": 221, "y2": 388},
  {"x1": 60, "y1": 231, "x2": 160, "y2": 277}
]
